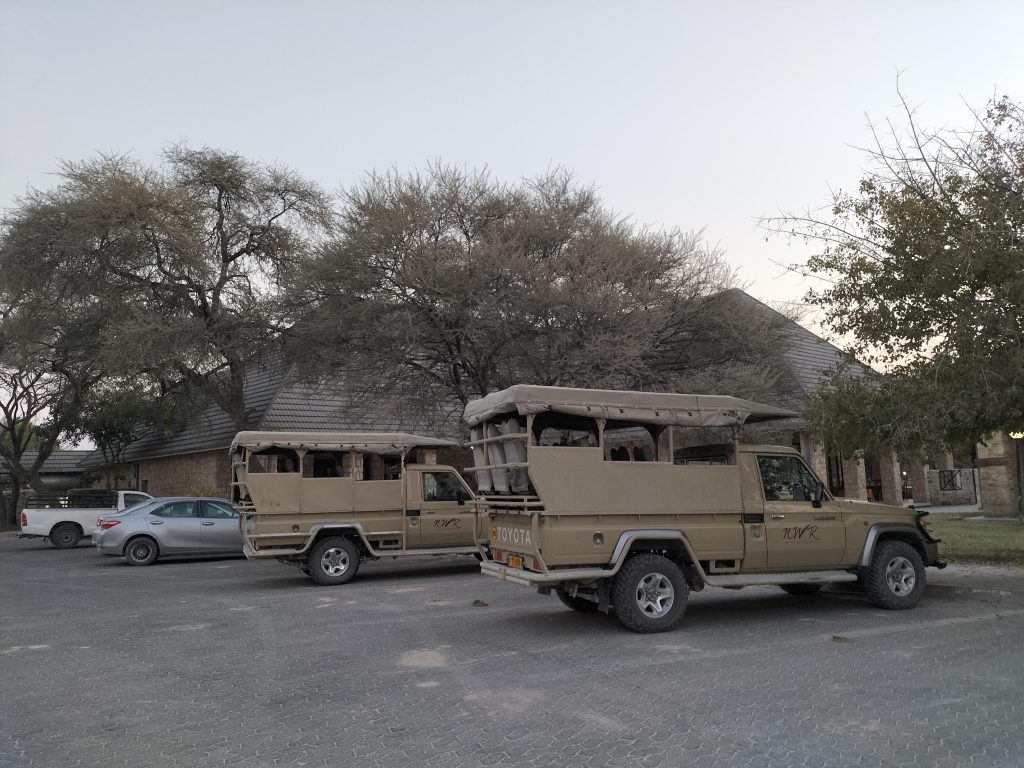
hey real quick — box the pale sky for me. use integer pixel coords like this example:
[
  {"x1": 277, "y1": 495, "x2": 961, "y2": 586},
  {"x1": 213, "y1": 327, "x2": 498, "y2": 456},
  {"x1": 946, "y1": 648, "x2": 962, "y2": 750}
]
[{"x1": 2, "y1": 0, "x2": 1022, "y2": 313}]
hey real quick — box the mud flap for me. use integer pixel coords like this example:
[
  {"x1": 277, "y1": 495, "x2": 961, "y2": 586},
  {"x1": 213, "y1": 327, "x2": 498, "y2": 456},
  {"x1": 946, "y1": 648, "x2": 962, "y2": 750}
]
[{"x1": 598, "y1": 580, "x2": 611, "y2": 614}]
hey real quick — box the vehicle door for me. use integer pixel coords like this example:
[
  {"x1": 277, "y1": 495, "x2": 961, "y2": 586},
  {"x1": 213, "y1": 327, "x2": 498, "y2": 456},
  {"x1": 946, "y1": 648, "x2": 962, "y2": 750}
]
[
  {"x1": 757, "y1": 454, "x2": 846, "y2": 569},
  {"x1": 199, "y1": 500, "x2": 242, "y2": 553},
  {"x1": 417, "y1": 470, "x2": 476, "y2": 548},
  {"x1": 146, "y1": 500, "x2": 201, "y2": 553}
]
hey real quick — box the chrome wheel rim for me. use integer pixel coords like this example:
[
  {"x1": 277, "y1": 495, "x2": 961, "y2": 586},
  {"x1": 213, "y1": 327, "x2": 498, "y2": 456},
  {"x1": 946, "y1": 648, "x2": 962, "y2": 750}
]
[
  {"x1": 321, "y1": 547, "x2": 350, "y2": 577},
  {"x1": 635, "y1": 572, "x2": 674, "y2": 618},
  {"x1": 886, "y1": 556, "x2": 916, "y2": 595}
]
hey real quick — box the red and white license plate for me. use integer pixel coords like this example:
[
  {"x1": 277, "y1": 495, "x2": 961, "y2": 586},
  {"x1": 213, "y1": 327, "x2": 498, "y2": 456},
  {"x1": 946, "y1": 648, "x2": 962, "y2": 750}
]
[{"x1": 506, "y1": 554, "x2": 525, "y2": 569}]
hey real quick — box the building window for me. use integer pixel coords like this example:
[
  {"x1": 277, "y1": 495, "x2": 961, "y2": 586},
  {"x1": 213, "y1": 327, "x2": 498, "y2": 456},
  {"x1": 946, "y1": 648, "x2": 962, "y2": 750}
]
[{"x1": 939, "y1": 469, "x2": 963, "y2": 491}]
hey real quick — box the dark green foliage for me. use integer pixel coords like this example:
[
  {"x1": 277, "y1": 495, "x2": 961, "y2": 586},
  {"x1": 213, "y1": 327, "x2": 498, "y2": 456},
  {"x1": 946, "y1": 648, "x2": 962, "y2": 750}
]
[{"x1": 769, "y1": 94, "x2": 1024, "y2": 448}]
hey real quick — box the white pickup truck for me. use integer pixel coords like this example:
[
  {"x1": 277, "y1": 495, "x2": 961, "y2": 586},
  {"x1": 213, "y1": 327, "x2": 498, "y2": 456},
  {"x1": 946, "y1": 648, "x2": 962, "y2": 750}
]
[{"x1": 19, "y1": 489, "x2": 154, "y2": 548}]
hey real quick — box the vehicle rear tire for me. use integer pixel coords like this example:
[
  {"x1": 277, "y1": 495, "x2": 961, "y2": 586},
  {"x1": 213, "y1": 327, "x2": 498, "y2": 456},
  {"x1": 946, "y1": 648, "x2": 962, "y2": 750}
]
[
  {"x1": 50, "y1": 524, "x2": 81, "y2": 549},
  {"x1": 124, "y1": 536, "x2": 159, "y2": 566},
  {"x1": 308, "y1": 536, "x2": 360, "y2": 586},
  {"x1": 780, "y1": 583, "x2": 823, "y2": 596},
  {"x1": 611, "y1": 554, "x2": 688, "y2": 633},
  {"x1": 865, "y1": 540, "x2": 925, "y2": 609},
  {"x1": 555, "y1": 588, "x2": 599, "y2": 613}
]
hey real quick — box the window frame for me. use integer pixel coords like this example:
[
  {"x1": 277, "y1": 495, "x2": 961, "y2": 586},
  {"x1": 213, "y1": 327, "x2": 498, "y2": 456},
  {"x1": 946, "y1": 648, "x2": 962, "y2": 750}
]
[
  {"x1": 201, "y1": 500, "x2": 238, "y2": 519},
  {"x1": 150, "y1": 500, "x2": 200, "y2": 519},
  {"x1": 756, "y1": 454, "x2": 822, "y2": 503}
]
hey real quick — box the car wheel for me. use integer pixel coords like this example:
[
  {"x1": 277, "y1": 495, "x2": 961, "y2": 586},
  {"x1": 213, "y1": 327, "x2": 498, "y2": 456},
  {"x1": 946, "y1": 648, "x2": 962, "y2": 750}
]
[
  {"x1": 865, "y1": 540, "x2": 926, "y2": 609},
  {"x1": 124, "y1": 536, "x2": 159, "y2": 566},
  {"x1": 308, "y1": 536, "x2": 360, "y2": 586},
  {"x1": 611, "y1": 554, "x2": 688, "y2": 633},
  {"x1": 50, "y1": 524, "x2": 81, "y2": 549},
  {"x1": 780, "y1": 583, "x2": 823, "y2": 596},
  {"x1": 555, "y1": 587, "x2": 600, "y2": 613}
]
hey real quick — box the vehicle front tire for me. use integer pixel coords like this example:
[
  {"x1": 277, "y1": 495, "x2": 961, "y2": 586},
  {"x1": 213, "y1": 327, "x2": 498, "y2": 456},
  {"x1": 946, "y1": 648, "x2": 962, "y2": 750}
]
[
  {"x1": 865, "y1": 540, "x2": 926, "y2": 609},
  {"x1": 124, "y1": 536, "x2": 159, "y2": 566},
  {"x1": 555, "y1": 587, "x2": 600, "y2": 613},
  {"x1": 308, "y1": 536, "x2": 360, "y2": 586},
  {"x1": 612, "y1": 554, "x2": 688, "y2": 633},
  {"x1": 780, "y1": 583, "x2": 823, "y2": 596},
  {"x1": 50, "y1": 524, "x2": 81, "y2": 549}
]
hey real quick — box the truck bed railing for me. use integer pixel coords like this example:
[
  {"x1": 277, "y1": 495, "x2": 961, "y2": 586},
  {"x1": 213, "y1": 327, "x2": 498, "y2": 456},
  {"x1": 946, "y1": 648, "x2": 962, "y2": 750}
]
[
  {"x1": 464, "y1": 432, "x2": 529, "y2": 447},
  {"x1": 463, "y1": 462, "x2": 529, "y2": 473}
]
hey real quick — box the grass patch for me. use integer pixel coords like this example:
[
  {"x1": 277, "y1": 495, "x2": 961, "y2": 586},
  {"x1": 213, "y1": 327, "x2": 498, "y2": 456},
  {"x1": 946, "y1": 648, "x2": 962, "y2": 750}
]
[{"x1": 926, "y1": 516, "x2": 1024, "y2": 566}]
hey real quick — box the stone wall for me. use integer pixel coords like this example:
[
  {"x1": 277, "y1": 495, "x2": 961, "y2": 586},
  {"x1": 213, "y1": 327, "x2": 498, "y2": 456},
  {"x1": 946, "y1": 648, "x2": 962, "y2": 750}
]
[
  {"x1": 976, "y1": 433, "x2": 1019, "y2": 517},
  {"x1": 925, "y1": 468, "x2": 979, "y2": 507},
  {"x1": 135, "y1": 450, "x2": 232, "y2": 499}
]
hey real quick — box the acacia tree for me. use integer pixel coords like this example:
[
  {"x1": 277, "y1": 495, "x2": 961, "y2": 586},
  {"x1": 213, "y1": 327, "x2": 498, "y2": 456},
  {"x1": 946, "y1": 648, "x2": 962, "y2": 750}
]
[
  {"x1": 0, "y1": 256, "x2": 112, "y2": 525},
  {"x1": 766, "y1": 93, "x2": 1024, "y2": 450},
  {"x1": 289, "y1": 164, "x2": 781, "y2": 425},
  {"x1": 1, "y1": 147, "x2": 334, "y2": 431}
]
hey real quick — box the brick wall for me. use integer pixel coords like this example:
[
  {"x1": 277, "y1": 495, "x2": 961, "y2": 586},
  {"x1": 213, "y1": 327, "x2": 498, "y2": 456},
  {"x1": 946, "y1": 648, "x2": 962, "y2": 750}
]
[{"x1": 135, "y1": 450, "x2": 232, "y2": 499}]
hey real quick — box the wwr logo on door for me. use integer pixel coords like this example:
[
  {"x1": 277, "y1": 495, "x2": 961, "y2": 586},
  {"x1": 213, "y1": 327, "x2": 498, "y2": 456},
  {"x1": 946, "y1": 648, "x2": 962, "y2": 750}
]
[{"x1": 782, "y1": 525, "x2": 820, "y2": 541}]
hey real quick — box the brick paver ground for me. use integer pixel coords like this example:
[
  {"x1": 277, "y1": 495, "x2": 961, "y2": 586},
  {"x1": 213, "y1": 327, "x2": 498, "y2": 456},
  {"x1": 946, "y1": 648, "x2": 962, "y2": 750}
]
[{"x1": 1, "y1": 538, "x2": 1023, "y2": 767}]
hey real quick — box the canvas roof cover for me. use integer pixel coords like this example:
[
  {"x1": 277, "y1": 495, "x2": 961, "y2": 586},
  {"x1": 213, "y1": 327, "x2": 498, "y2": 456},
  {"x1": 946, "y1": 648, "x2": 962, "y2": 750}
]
[
  {"x1": 463, "y1": 385, "x2": 798, "y2": 428},
  {"x1": 230, "y1": 431, "x2": 458, "y2": 455}
]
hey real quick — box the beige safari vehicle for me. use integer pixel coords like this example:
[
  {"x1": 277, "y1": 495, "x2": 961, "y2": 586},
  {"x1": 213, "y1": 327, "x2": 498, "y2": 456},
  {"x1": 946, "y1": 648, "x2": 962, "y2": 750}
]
[
  {"x1": 231, "y1": 432, "x2": 480, "y2": 585},
  {"x1": 466, "y1": 385, "x2": 944, "y2": 633}
]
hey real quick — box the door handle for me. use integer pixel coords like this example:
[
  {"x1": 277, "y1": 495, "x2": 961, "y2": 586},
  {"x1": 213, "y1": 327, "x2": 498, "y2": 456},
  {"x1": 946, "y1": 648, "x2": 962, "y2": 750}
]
[
  {"x1": 770, "y1": 514, "x2": 785, "y2": 520},
  {"x1": 201, "y1": 521, "x2": 215, "y2": 526},
  {"x1": 150, "y1": 520, "x2": 164, "y2": 525}
]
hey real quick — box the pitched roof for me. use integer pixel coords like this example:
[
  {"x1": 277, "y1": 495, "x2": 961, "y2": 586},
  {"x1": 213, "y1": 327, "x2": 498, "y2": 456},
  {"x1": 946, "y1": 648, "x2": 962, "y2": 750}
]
[
  {"x1": 109, "y1": 357, "x2": 290, "y2": 463},
  {"x1": 99, "y1": 361, "x2": 464, "y2": 466},
  {"x1": 716, "y1": 289, "x2": 866, "y2": 396},
  {"x1": 105, "y1": 290, "x2": 866, "y2": 465}
]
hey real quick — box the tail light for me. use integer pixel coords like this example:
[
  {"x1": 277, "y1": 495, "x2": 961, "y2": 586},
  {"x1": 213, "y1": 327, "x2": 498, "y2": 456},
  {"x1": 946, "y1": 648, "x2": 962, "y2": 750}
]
[
  {"x1": 99, "y1": 520, "x2": 121, "y2": 530},
  {"x1": 20, "y1": 512, "x2": 27, "y2": 527}
]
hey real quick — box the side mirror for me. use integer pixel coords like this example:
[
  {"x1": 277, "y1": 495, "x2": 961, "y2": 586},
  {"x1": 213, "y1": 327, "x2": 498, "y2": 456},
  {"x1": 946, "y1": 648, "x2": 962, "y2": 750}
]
[
  {"x1": 812, "y1": 482, "x2": 824, "y2": 509},
  {"x1": 456, "y1": 488, "x2": 467, "y2": 506}
]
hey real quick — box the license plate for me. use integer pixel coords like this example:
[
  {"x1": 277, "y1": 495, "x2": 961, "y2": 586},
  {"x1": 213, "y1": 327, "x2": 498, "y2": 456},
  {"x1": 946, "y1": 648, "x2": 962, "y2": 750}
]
[{"x1": 506, "y1": 554, "x2": 525, "y2": 569}]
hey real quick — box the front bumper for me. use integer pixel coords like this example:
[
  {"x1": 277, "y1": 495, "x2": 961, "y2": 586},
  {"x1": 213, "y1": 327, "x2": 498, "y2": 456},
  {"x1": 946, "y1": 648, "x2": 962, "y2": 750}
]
[{"x1": 924, "y1": 539, "x2": 946, "y2": 569}]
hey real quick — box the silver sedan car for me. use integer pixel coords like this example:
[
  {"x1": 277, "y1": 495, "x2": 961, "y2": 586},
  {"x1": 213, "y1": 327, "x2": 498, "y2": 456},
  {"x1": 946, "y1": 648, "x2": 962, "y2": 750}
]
[{"x1": 93, "y1": 497, "x2": 243, "y2": 566}]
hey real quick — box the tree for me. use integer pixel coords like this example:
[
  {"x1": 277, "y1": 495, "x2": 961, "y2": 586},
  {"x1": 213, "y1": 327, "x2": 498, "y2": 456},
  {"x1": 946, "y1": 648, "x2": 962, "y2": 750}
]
[
  {"x1": 766, "y1": 92, "x2": 1024, "y2": 450},
  {"x1": 0, "y1": 262, "x2": 110, "y2": 525},
  {"x1": 1, "y1": 147, "x2": 333, "y2": 429},
  {"x1": 75, "y1": 378, "x2": 197, "y2": 489},
  {"x1": 288, "y1": 165, "x2": 765, "y2": 423}
]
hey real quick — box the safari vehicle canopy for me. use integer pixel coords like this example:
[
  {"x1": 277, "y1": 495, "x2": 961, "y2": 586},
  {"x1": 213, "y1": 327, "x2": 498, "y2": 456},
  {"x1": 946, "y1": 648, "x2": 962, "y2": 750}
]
[
  {"x1": 230, "y1": 431, "x2": 481, "y2": 585},
  {"x1": 463, "y1": 384, "x2": 798, "y2": 500}
]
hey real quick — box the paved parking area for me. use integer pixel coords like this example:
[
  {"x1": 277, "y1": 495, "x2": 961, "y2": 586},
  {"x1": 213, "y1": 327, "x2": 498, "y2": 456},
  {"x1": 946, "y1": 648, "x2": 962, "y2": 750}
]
[{"x1": 2, "y1": 538, "x2": 1023, "y2": 768}]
